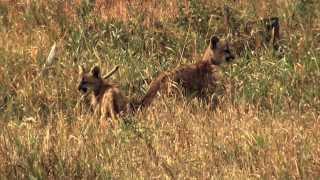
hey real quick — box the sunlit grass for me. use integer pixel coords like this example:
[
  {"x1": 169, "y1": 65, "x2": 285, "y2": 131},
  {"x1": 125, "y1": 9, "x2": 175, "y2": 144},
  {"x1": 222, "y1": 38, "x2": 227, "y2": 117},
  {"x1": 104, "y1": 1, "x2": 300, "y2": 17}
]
[{"x1": 0, "y1": 0, "x2": 319, "y2": 179}]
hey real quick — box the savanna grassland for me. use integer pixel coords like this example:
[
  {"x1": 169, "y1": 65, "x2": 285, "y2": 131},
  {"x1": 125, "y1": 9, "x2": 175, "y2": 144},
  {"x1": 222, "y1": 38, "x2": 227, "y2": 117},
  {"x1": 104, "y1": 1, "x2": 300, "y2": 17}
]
[{"x1": 0, "y1": 0, "x2": 320, "y2": 179}]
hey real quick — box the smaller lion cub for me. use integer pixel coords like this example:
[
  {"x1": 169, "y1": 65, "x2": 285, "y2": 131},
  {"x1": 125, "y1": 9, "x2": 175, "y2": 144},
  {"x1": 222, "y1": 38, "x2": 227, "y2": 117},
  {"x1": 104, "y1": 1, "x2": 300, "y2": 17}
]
[{"x1": 78, "y1": 65, "x2": 130, "y2": 122}]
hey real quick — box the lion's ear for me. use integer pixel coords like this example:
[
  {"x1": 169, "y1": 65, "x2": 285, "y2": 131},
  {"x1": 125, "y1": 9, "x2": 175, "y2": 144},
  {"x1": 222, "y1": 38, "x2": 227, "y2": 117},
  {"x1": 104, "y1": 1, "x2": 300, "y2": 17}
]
[
  {"x1": 210, "y1": 36, "x2": 220, "y2": 49},
  {"x1": 91, "y1": 66, "x2": 101, "y2": 78}
]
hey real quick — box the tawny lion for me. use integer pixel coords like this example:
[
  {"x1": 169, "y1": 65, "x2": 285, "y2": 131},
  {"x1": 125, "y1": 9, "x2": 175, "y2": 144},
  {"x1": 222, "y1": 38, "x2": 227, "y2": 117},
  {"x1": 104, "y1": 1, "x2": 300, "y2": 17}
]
[
  {"x1": 78, "y1": 65, "x2": 132, "y2": 121},
  {"x1": 140, "y1": 36, "x2": 235, "y2": 108}
]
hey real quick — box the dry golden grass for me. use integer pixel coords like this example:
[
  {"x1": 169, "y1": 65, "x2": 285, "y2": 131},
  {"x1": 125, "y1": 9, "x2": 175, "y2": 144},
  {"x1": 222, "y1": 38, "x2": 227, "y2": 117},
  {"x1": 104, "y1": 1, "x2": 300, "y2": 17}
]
[
  {"x1": 1, "y1": 99, "x2": 319, "y2": 178},
  {"x1": 0, "y1": 0, "x2": 319, "y2": 179}
]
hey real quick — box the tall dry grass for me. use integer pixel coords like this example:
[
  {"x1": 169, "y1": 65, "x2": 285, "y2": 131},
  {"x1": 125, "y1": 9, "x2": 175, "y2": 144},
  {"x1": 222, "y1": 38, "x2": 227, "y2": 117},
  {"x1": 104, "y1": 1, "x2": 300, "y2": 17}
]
[{"x1": 0, "y1": 0, "x2": 319, "y2": 179}]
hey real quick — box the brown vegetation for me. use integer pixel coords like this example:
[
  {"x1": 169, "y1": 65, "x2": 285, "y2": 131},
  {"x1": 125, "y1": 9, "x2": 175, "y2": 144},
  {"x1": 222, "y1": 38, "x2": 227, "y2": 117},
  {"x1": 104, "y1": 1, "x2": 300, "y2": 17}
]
[{"x1": 0, "y1": 0, "x2": 319, "y2": 179}]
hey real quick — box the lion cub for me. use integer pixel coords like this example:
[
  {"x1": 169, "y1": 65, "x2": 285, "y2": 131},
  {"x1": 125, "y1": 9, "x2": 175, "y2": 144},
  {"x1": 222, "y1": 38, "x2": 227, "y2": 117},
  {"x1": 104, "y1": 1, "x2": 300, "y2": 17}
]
[
  {"x1": 140, "y1": 36, "x2": 235, "y2": 108},
  {"x1": 223, "y1": 6, "x2": 280, "y2": 54},
  {"x1": 78, "y1": 65, "x2": 130, "y2": 121}
]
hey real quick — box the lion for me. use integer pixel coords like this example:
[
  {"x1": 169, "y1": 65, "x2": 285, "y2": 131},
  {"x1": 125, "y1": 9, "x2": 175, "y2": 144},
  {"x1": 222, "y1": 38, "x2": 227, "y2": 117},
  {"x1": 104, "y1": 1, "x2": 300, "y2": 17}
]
[
  {"x1": 223, "y1": 6, "x2": 280, "y2": 54},
  {"x1": 140, "y1": 36, "x2": 235, "y2": 108},
  {"x1": 78, "y1": 65, "x2": 132, "y2": 122}
]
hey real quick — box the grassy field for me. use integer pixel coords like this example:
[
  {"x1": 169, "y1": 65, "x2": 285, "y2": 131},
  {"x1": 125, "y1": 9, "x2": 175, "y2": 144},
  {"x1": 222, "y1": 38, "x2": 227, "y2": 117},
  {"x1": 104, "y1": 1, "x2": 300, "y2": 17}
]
[{"x1": 0, "y1": 0, "x2": 319, "y2": 179}]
